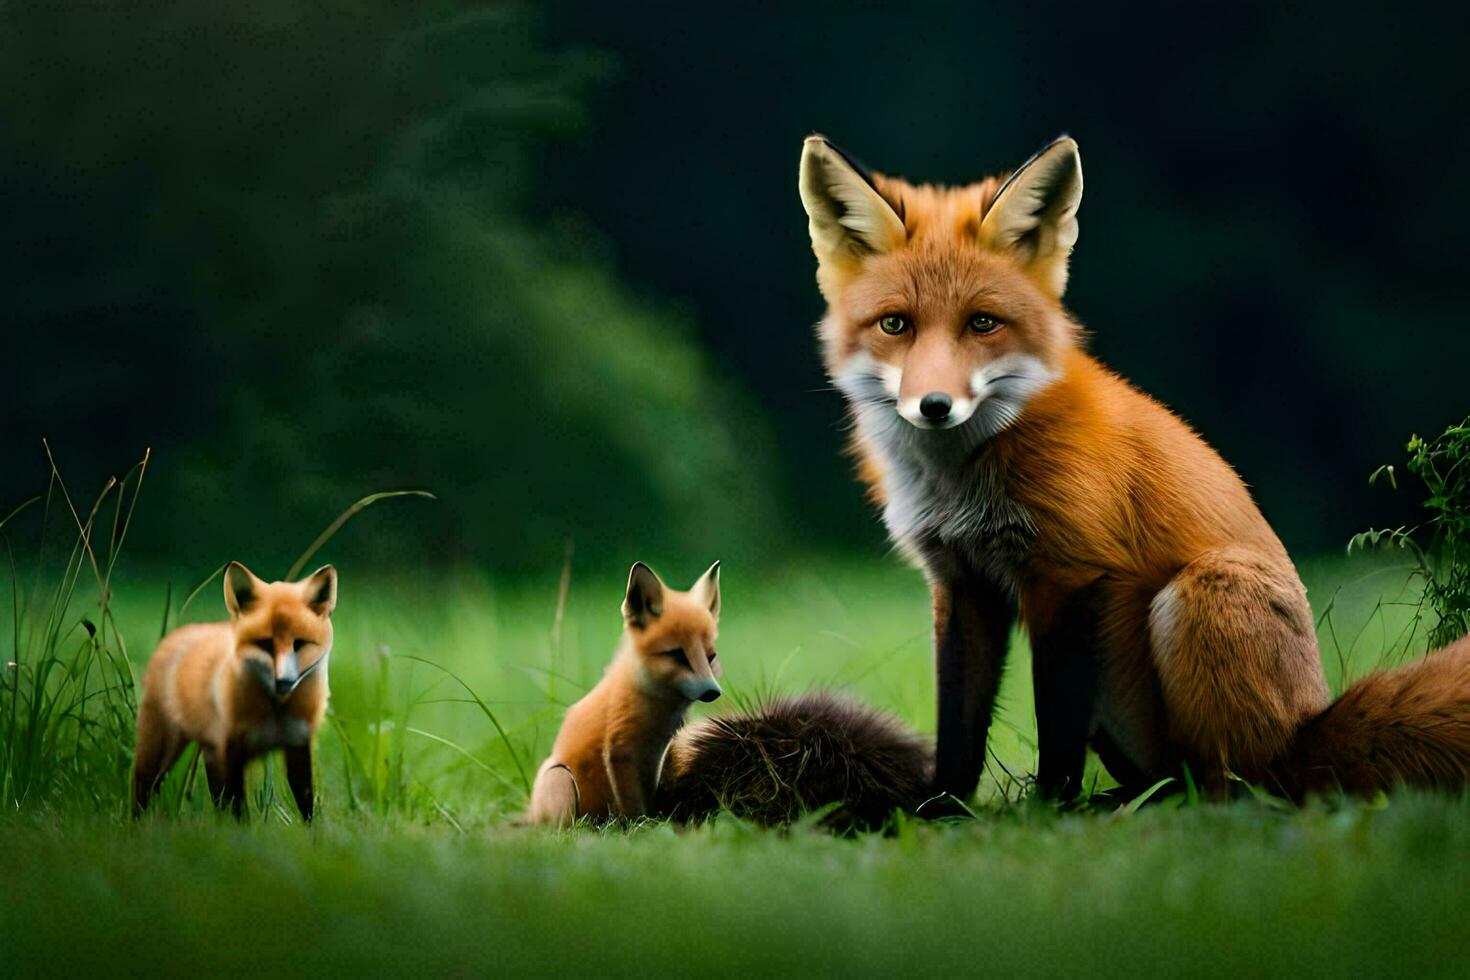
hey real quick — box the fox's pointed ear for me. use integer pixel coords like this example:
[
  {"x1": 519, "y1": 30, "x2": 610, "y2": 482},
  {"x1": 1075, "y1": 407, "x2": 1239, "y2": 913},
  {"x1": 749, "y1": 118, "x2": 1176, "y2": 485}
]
[
  {"x1": 622, "y1": 561, "x2": 665, "y2": 628},
  {"x1": 691, "y1": 560, "x2": 721, "y2": 620},
  {"x1": 223, "y1": 561, "x2": 263, "y2": 618},
  {"x1": 301, "y1": 565, "x2": 338, "y2": 617},
  {"x1": 800, "y1": 136, "x2": 906, "y2": 278},
  {"x1": 978, "y1": 137, "x2": 1083, "y2": 299}
]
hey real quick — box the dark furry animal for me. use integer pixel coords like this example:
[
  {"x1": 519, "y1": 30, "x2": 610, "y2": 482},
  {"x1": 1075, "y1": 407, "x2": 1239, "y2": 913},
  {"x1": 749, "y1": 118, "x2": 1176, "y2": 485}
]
[{"x1": 654, "y1": 692, "x2": 934, "y2": 831}]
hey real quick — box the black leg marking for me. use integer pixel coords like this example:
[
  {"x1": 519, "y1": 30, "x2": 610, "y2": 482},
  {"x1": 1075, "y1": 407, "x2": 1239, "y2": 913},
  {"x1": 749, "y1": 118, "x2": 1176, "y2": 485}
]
[
  {"x1": 285, "y1": 745, "x2": 315, "y2": 823},
  {"x1": 1030, "y1": 585, "x2": 1104, "y2": 803},
  {"x1": 933, "y1": 569, "x2": 1014, "y2": 802}
]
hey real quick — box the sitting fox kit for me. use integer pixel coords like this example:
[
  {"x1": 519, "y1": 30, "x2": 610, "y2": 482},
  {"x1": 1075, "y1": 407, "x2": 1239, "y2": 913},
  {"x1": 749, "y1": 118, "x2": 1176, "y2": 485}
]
[
  {"x1": 132, "y1": 562, "x2": 337, "y2": 819},
  {"x1": 800, "y1": 134, "x2": 1470, "y2": 801},
  {"x1": 526, "y1": 561, "x2": 722, "y2": 826}
]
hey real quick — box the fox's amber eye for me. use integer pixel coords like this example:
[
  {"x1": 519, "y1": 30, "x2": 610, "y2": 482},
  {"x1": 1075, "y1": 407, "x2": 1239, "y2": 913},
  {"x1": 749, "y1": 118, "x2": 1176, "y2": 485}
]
[
  {"x1": 878, "y1": 315, "x2": 910, "y2": 336},
  {"x1": 665, "y1": 647, "x2": 691, "y2": 669},
  {"x1": 969, "y1": 313, "x2": 1003, "y2": 335},
  {"x1": 253, "y1": 638, "x2": 273, "y2": 655}
]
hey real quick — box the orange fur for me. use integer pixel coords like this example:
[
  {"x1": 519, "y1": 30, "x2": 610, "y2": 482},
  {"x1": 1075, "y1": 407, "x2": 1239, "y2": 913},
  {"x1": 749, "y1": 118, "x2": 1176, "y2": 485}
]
[
  {"x1": 131, "y1": 562, "x2": 337, "y2": 819},
  {"x1": 1278, "y1": 634, "x2": 1470, "y2": 798},
  {"x1": 802, "y1": 134, "x2": 1470, "y2": 801},
  {"x1": 526, "y1": 561, "x2": 722, "y2": 826}
]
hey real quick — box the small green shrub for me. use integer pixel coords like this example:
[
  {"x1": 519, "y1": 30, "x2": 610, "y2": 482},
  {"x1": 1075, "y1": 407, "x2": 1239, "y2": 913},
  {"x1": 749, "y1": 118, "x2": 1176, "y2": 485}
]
[{"x1": 1350, "y1": 417, "x2": 1470, "y2": 649}]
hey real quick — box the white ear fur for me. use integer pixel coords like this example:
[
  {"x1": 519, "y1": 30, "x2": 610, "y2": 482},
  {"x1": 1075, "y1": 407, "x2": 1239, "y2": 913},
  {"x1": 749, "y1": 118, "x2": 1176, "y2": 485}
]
[
  {"x1": 978, "y1": 137, "x2": 1083, "y2": 298},
  {"x1": 691, "y1": 560, "x2": 721, "y2": 620},
  {"x1": 622, "y1": 562, "x2": 665, "y2": 627},
  {"x1": 799, "y1": 136, "x2": 906, "y2": 267},
  {"x1": 223, "y1": 561, "x2": 263, "y2": 618},
  {"x1": 301, "y1": 564, "x2": 338, "y2": 616}
]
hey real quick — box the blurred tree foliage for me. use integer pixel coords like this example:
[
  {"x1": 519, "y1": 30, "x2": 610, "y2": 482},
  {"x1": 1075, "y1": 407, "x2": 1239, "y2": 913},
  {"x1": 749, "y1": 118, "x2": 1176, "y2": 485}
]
[
  {"x1": 7, "y1": 3, "x2": 1469, "y2": 572},
  {"x1": 0, "y1": 3, "x2": 780, "y2": 570}
]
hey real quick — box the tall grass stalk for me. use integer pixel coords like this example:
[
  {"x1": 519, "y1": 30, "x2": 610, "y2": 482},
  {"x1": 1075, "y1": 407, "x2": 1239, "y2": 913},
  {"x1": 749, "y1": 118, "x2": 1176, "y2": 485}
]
[{"x1": 0, "y1": 447, "x2": 148, "y2": 810}]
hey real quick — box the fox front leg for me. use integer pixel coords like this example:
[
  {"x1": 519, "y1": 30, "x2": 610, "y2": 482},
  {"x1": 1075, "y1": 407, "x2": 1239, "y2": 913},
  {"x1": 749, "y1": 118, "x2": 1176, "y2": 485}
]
[
  {"x1": 603, "y1": 747, "x2": 648, "y2": 820},
  {"x1": 284, "y1": 744, "x2": 315, "y2": 823},
  {"x1": 931, "y1": 568, "x2": 1014, "y2": 802},
  {"x1": 205, "y1": 744, "x2": 247, "y2": 818},
  {"x1": 1027, "y1": 583, "x2": 1104, "y2": 803}
]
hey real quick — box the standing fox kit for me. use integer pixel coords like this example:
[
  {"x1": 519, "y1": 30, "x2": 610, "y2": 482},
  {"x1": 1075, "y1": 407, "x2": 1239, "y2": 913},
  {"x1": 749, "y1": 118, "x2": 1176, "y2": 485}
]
[
  {"x1": 132, "y1": 562, "x2": 337, "y2": 819},
  {"x1": 527, "y1": 561, "x2": 722, "y2": 826},
  {"x1": 801, "y1": 134, "x2": 1470, "y2": 801}
]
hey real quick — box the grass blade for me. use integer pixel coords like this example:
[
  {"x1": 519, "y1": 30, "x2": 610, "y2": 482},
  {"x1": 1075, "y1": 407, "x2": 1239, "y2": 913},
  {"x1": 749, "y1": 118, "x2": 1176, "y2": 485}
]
[
  {"x1": 1117, "y1": 777, "x2": 1177, "y2": 816},
  {"x1": 406, "y1": 727, "x2": 522, "y2": 796},
  {"x1": 396, "y1": 654, "x2": 530, "y2": 793},
  {"x1": 285, "y1": 490, "x2": 435, "y2": 580},
  {"x1": 178, "y1": 564, "x2": 227, "y2": 622}
]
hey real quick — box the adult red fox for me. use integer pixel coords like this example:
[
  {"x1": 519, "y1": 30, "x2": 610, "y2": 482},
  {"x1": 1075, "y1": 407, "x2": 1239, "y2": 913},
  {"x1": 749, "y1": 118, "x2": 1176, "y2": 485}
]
[
  {"x1": 132, "y1": 562, "x2": 337, "y2": 819},
  {"x1": 799, "y1": 134, "x2": 1470, "y2": 802}
]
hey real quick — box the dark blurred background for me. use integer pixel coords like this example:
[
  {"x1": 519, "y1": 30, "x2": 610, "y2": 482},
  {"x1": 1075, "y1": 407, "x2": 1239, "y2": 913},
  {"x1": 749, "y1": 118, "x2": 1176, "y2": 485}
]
[{"x1": 3, "y1": 2, "x2": 1466, "y2": 571}]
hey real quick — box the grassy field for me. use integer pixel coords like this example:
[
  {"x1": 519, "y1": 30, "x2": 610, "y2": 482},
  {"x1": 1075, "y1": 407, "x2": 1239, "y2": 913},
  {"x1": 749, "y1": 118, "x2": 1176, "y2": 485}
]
[{"x1": 4, "y1": 550, "x2": 1469, "y2": 975}]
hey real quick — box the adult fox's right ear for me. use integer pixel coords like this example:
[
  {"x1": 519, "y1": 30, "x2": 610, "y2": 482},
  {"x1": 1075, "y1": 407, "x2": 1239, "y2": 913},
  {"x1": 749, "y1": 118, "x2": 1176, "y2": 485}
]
[
  {"x1": 622, "y1": 561, "x2": 665, "y2": 628},
  {"x1": 799, "y1": 136, "x2": 906, "y2": 279},
  {"x1": 223, "y1": 561, "x2": 263, "y2": 618}
]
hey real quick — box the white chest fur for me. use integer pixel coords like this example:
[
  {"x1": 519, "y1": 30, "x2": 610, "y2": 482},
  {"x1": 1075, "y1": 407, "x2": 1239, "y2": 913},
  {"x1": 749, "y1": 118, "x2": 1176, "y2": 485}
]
[
  {"x1": 851, "y1": 397, "x2": 1036, "y2": 590},
  {"x1": 833, "y1": 349, "x2": 1050, "y2": 590},
  {"x1": 883, "y1": 447, "x2": 1035, "y2": 590}
]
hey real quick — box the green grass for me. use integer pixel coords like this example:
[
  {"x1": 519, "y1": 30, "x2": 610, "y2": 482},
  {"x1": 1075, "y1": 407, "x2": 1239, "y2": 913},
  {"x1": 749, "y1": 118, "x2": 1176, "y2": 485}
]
[
  {"x1": 7, "y1": 797, "x2": 1470, "y2": 975},
  {"x1": 3, "y1": 548, "x2": 1466, "y2": 974}
]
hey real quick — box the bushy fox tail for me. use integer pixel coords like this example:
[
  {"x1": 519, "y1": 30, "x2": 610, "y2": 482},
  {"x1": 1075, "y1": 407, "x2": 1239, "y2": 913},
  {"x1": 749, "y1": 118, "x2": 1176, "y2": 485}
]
[
  {"x1": 655, "y1": 692, "x2": 934, "y2": 830},
  {"x1": 1274, "y1": 634, "x2": 1470, "y2": 799}
]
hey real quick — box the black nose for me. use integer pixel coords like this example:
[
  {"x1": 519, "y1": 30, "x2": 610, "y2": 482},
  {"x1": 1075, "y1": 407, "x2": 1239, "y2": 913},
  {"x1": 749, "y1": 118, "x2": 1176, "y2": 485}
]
[
  {"x1": 919, "y1": 392, "x2": 952, "y2": 420},
  {"x1": 275, "y1": 678, "x2": 295, "y2": 696},
  {"x1": 699, "y1": 689, "x2": 722, "y2": 703}
]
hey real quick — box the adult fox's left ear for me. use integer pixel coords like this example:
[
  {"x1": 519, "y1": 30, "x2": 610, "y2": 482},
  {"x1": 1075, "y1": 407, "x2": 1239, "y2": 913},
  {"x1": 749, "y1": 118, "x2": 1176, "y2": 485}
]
[
  {"x1": 302, "y1": 565, "x2": 338, "y2": 616},
  {"x1": 692, "y1": 560, "x2": 721, "y2": 620},
  {"x1": 799, "y1": 136, "x2": 907, "y2": 281},
  {"x1": 978, "y1": 136, "x2": 1083, "y2": 300}
]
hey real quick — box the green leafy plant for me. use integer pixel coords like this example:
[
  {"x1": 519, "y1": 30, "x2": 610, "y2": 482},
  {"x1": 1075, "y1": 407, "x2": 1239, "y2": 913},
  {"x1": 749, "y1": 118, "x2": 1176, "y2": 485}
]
[{"x1": 1350, "y1": 417, "x2": 1470, "y2": 649}]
